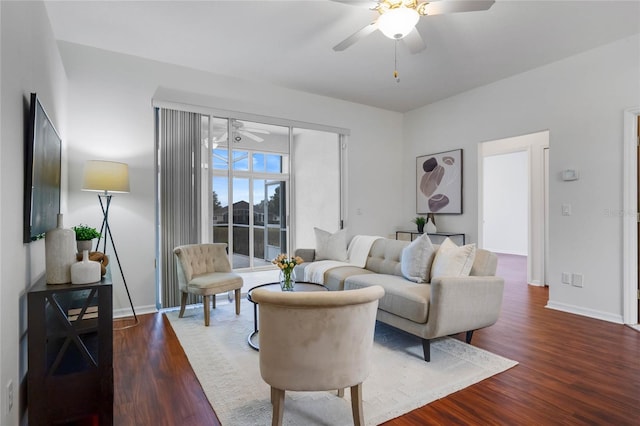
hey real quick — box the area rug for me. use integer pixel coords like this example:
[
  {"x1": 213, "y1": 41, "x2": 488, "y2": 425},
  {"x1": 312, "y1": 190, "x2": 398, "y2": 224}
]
[{"x1": 166, "y1": 301, "x2": 517, "y2": 425}]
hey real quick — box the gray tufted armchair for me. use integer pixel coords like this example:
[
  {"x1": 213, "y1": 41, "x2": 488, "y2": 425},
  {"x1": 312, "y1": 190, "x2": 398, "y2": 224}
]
[{"x1": 173, "y1": 243, "x2": 243, "y2": 326}]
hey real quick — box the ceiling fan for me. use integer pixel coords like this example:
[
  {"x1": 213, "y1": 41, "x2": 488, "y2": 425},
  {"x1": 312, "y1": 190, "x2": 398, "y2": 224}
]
[
  {"x1": 332, "y1": 0, "x2": 495, "y2": 54},
  {"x1": 213, "y1": 119, "x2": 270, "y2": 144}
]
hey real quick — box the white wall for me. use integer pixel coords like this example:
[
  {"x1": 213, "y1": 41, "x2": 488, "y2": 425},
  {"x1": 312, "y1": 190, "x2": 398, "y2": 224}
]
[
  {"x1": 482, "y1": 151, "x2": 528, "y2": 255},
  {"x1": 58, "y1": 42, "x2": 404, "y2": 315},
  {"x1": 403, "y1": 34, "x2": 640, "y2": 323},
  {"x1": 0, "y1": 2, "x2": 68, "y2": 424},
  {"x1": 293, "y1": 129, "x2": 342, "y2": 250}
]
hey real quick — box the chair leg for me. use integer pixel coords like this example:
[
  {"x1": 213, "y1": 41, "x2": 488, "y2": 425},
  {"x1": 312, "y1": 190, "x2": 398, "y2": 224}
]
[
  {"x1": 466, "y1": 330, "x2": 474, "y2": 344},
  {"x1": 203, "y1": 295, "x2": 210, "y2": 326},
  {"x1": 212, "y1": 294, "x2": 216, "y2": 309},
  {"x1": 350, "y1": 383, "x2": 364, "y2": 426},
  {"x1": 235, "y1": 288, "x2": 241, "y2": 315},
  {"x1": 271, "y1": 387, "x2": 285, "y2": 426},
  {"x1": 422, "y1": 338, "x2": 431, "y2": 362},
  {"x1": 178, "y1": 292, "x2": 188, "y2": 318},
  {"x1": 337, "y1": 388, "x2": 344, "y2": 398}
]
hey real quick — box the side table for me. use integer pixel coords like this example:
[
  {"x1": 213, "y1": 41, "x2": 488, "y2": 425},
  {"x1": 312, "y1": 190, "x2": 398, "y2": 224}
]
[{"x1": 27, "y1": 273, "x2": 113, "y2": 425}]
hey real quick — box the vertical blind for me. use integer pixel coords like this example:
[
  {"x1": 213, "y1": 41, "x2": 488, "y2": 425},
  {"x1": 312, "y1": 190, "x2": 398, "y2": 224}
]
[{"x1": 158, "y1": 108, "x2": 202, "y2": 308}]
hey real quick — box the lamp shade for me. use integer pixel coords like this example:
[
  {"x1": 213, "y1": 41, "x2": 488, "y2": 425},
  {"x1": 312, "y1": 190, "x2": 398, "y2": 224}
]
[
  {"x1": 82, "y1": 160, "x2": 130, "y2": 193},
  {"x1": 378, "y1": 7, "x2": 419, "y2": 40}
]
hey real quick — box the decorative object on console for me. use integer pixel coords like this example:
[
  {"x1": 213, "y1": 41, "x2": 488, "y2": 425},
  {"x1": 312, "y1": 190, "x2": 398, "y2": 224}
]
[
  {"x1": 82, "y1": 159, "x2": 138, "y2": 325},
  {"x1": 416, "y1": 149, "x2": 463, "y2": 214},
  {"x1": 72, "y1": 224, "x2": 101, "y2": 253},
  {"x1": 272, "y1": 254, "x2": 304, "y2": 291},
  {"x1": 71, "y1": 250, "x2": 102, "y2": 285},
  {"x1": 45, "y1": 214, "x2": 76, "y2": 284},
  {"x1": 425, "y1": 213, "x2": 437, "y2": 233},
  {"x1": 412, "y1": 216, "x2": 426, "y2": 233},
  {"x1": 75, "y1": 251, "x2": 109, "y2": 276}
]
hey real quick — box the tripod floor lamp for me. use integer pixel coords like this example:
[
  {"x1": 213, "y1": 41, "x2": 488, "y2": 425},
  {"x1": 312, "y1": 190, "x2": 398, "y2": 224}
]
[{"x1": 82, "y1": 160, "x2": 138, "y2": 326}]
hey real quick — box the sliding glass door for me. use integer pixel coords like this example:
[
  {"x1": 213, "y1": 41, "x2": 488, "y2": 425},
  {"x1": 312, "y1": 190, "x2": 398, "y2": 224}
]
[{"x1": 156, "y1": 106, "x2": 347, "y2": 308}]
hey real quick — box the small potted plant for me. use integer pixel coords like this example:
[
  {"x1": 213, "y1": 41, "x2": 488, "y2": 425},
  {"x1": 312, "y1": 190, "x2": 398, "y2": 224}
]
[
  {"x1": 72, "y1": 224, "x2": 101, "y2": 253},
  {"x1": 412, "y1": 216, "x2": 427, "y2": 233}
]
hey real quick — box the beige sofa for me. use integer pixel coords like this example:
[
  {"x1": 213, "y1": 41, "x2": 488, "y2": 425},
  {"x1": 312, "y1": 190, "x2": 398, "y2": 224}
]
[{"x1": 295, "y1": 237, "x2": 504, "y2": 362}]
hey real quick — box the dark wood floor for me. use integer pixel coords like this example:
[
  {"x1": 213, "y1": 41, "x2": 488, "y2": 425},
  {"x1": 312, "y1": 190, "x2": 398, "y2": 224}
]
[{"x1": 113, "y1": 254, "x2": 640, "y2": 425}]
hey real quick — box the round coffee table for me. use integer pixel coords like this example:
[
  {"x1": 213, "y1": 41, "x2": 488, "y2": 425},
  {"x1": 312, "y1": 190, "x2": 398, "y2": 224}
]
[{"x1": 247, "y1": 282, "x2": 328, "y2": 350}]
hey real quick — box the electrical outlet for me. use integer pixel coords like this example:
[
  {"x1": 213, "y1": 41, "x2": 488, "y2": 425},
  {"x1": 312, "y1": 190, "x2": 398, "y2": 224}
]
[
  {"x1": 561, "y1": 273, "x2": 571, "y2": 284},
  {"x1": 6, "y1": 380, "x2": 13, "y2": 413},
  {"x1": 572, "y1": 273, "x2": 584, "y2": 288}
]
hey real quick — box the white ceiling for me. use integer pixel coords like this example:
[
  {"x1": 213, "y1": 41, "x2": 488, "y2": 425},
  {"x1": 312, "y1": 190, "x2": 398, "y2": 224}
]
[{"x1": 44, "y1": 0, "x2": 640, "y2": 112}]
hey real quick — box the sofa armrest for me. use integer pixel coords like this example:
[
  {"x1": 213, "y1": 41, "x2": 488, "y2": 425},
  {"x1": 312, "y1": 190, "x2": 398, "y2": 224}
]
[
  {"x1": 425, "y1": 276, "x2": 504, "y2": 339},
  {"x1": 294, "y1": 248, "x2": 316, "y2": 263}
]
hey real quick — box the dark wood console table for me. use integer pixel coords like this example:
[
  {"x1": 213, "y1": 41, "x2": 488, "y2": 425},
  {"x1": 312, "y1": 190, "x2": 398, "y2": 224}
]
[
  {"x1": 27, "y1": 272, "x2": 113, "y2": 425},
  {"x1": 395, "y1": 230, "x2": 466, "y2": 245}
]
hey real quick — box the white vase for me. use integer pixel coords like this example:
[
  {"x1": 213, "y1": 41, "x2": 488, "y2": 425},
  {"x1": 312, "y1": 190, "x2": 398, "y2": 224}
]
[
  {"x1": 425, "y1": 217, "x2": 437, "y2": 234},
  {"x1": 71, "y1": 250, "x2": 101, "y2": 285},
  {"x1": 45, "y1": 214, "x2": 76, "y2": 284}
]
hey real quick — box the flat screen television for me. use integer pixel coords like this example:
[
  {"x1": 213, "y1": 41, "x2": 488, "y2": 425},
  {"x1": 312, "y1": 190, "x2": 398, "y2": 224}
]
[{"x1": 23, "y1": 93, "x2": 61, "y2": 243}]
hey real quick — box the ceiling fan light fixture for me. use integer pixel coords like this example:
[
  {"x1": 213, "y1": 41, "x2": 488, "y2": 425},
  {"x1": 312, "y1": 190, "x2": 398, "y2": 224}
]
[{"x1": 377, "y1": 7, "x2": 419, "y2": 40}]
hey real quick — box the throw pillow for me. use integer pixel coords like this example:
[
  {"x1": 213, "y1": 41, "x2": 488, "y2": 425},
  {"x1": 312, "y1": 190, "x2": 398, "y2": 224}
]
[
  {"x1": 314, "y1": 227, "x2": 348, "y2": 261},
  {"x1": 431, "y1": 238, "x2": 476, "y2": 279},
  {"x1": 400, "y1": 233, "x2": 436, "y2": 283}
]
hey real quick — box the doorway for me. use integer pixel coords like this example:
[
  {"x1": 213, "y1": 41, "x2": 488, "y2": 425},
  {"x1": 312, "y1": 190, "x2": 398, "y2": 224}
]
[
  {"x1": 478, "y1": 131, "x2": 549, "y2": 286},
  {"x1": 622, "y1": 108, "x2": 640, "y2": 325},
  {"x1": 482, "y1": 151, "x2": 528, "y2": 256}
]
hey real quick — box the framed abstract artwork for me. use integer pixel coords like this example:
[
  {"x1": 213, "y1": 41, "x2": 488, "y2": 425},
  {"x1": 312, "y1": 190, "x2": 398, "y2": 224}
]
[{"x1": 416, "y1": 149, "x2": 463, "y2": 214}]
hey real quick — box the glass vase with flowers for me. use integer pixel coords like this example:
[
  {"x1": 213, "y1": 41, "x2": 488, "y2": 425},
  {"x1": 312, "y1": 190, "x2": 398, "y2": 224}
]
[{"x1": 272, "y1": 254, "x2": 304, "y2": 291}]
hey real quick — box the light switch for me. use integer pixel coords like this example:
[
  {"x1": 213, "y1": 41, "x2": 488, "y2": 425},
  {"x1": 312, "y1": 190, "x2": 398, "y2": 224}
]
[{"x1": 561, "y1": 204, "x2": 572, "y2": 216}]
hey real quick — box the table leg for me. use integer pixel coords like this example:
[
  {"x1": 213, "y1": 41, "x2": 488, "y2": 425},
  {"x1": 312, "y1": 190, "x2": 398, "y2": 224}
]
[{"x1": 248, "y1": 302, "x2": 259, "y2": 351}]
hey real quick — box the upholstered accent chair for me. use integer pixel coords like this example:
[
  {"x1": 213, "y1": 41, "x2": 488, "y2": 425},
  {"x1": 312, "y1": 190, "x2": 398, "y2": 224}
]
[
  {"x1": 251, "y1": 285, "x2": 385, "y2": 426},
  {"x1": 173, "y1": 243, "x2": 243, "y2": 326}
]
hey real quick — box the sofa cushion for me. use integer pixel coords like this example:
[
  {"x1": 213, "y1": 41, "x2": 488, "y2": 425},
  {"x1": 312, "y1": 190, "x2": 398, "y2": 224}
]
[
  {"x1": 431, "y1": 238, "x2": 476, "y2": 279},
  {"x1": 365, "y1": 239, "x2": 408, "y2": 276},
  {"x1": 470, "y1": 249, "x2": 498, "y2": 276},
  {"x1": 344, "y1": 274, "x2": 430, "y2": 324},
  {"x1": 314, "y1": 227, "x2": 348, "y2": 261},
  {"x1": 400, "y1": 233, "x2": 436, "y2": 283},
  {"x1": 324, "y1": 266, "x2": 375, "y2": 291}
]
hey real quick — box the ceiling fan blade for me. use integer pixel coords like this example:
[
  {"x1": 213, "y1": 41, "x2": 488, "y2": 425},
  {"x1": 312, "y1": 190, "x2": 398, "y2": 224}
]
[
  {"x1": 333, "y1": 21, "x2": 379, "y2": 52},
  {"x1": 244, "y1": 128, "x2": 270, "y2": 135},
  {"x1": 423, "y1": 0, "x2": 495, "y2": 16},
  {"x1": 238, "y1": 130, "x2": 264, "y2": 143},
  {"x1": 403, "y1": 28, "x2": 426, "y2": 54},
  {"x1": 216, "y1": 132, "x2": 228, "y2": 142}
]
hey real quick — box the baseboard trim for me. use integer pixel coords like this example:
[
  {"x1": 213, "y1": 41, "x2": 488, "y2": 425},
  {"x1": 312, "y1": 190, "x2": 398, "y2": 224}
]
[
  {"x1": 113, "y1": 304, "x2": 157, "y2": 319},
  {"x1": 545, "y1": 301, "x2": 623, "y2": 324}
]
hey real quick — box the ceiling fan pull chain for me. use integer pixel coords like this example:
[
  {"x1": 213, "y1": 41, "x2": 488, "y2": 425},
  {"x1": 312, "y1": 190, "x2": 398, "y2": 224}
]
[{"x1": 394, "y1": 39, "x2": 400, "y2": 83}]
